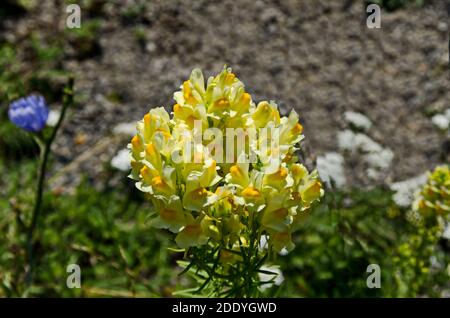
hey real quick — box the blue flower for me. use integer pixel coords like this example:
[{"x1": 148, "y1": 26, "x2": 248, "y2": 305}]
[{"x1": 8, "y1": 95, "x2": 49, "y2": 132}]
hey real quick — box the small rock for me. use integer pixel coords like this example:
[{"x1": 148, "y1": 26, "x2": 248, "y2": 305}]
[
  {"x1": 146, "y1": 42, "x2": 157, "y2": 53},
  {"x1": 74, "y1": 133, "x2": 88, "y2": 146},
  {"x1": 113, "y1": 122, "x2": 137, "y2": 136},
  {"x1": 437, "y1": 22, "x2": 448, "y2": 32},
  {"x1": 344, "y1": 111, "x2": 372, "y2": 131},
  {"x1": 431, "y1": 114, "x2": 449, "y2": 131}
]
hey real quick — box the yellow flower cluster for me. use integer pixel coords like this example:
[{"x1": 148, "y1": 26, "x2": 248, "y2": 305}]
[
  {"x1": 395, "y1": 165, "x2": 450, "y2": 296},
  {"x1": 410, "y1": 165, "x2": 450, "y2": 225},
  {"x1": 129, "y1": 67, "x2": 323, "y2": 252}
]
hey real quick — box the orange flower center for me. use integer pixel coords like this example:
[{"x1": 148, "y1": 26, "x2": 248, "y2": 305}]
[
  {"x1": 161, "y1": 208, "x2": 177, "y2": 221},
  {"x1": 214, "y1": 98, "x2": 230, "y2": 108},
  {"x1": 191, "y1": 187, "x2": 208, "y2": 200},
  {"x1": 242, "y1": 186, "x2": 261, "y2": 199},
  {"x1": 184, "y1": 224, "x2": 201, "y2": 236}
]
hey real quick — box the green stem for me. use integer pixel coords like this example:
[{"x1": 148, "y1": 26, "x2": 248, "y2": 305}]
[
  {"x1": 25, "y1": 140, "x2": 48, "y2": 285},
  {"x1": 25, "y1": 77, "x2": 74, "y2": 287},
  {"x1": 240, "y1": 210, "x2": 260, "y2": 297}
]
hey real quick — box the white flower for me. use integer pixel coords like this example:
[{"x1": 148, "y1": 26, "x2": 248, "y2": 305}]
[
  {"x1": 344, "y1": 111, "x2": 372, "y2": 131},
  {"x1": 317, "y1": 152, "x2": 346, "y2": 188},
  {"x1": 390, "y1": 174, "x2": 427, "y2": 207},
  {"x1": 111, "y1": 149, "x2": 131, "y2": 171},
  {"x1": 258, "y1": 265, "x2": 284, "y2": 291},
  {"x1": 46, "y1": 109, "x2": 60, "y2": 127},
  {"x1": 431, "y1": 114, "x2": 449, "y2": 131},
  {"x1": 113, "y1": 122, "x2": 137, "y2": 136}
]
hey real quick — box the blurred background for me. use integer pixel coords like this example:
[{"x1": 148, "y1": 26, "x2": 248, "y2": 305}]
[{"x1": 0, "y1": 0, "x2": 449, "y2": 297}]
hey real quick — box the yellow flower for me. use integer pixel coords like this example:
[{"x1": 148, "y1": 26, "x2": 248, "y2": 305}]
[
  {"x1": 173, "y1": 103, "x2": 207, "y2": 129},
  {"x1": 130, "y1": 135, "x2": 143, "y2": 160},
  {"x1": 130, "y1": 66, "x2": 323, "y2": 252},
  {"x1": 137, "y1": 165, "x2": 176, "y2": 199},
  {"x1": 252, "y1": 101, "x2": 280, "y2": 128},
  {"x1": 151, "y1": 175, "x2": 175, "y2": 196},
  {"x1": 298, "y1": 178, "x2": 323, "y2": 208},
  {"x1": 269, "y1": 230, "x2": 295, "y2": 253},
  {"x1": 263, "y1": 166, "x2": 293, "y2": 191},
  {"x1": 140, "y1": 107, "x2": 170, "y2": 141},
  {"x1": 279, "y1": 110, "x2": 304, "y2": 146},
  {"x1": 291, "y1": 164, "x2": 308, "y2": 185},
  {"x1": 242, "y1": 186, "x2": 261, "y2": 200},
  {"x1": 261, "y1": 193, "x2": 293, "y2": 232},
  {"x1": 175, "y1": 215, "x2": 210, "y2": 248},
  {"x1": 411, "y1": 165, "x2": 450, "y2": 223},
  {"x1": 204, "y1": 67, "x2": 253, "y2": 126},
  {"x1": 226, "y1": 162, "x2": 250, "y2": 188},
  {"x1": 145, "y1": 143, "x2": 162, "y2": 172},
  {"x1": 140, "y1": 165, "x2": 157, "y2": 184},
  {"x1": 151, "y1": 196, "x2": 187, "y2": 233},
  {"x1": 183, "y1": 186, "x2": 210, "y2": 212},
  {"x1": 182, "y1": 171, "x2": 214, "y2": 212},
  {"x1": 129, "y1": 160, "x2": 143, "y2": 180}
]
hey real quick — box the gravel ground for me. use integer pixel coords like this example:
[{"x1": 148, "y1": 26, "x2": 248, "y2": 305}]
[{"x1": 2, "y1": 0, "x2": 449, "y2": 188}]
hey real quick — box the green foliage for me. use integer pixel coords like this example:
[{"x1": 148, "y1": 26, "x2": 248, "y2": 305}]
[
  {"x1": 30, "y1": 34, "x2": 64, "y2": 65},
  {"x1": 120, "y1": 2, "x2": 147, "y2": 25},
  {"x1": 392, "y1": 225, "x2": 445, "y2": 297},
  {"x1": 0, "y1": 119, "x2": 39, "y2": 161},
  {"x1": 276, "y1": 188, "x2": 449, "y2": 297},
  {"x1": 1, "y1": 155, "x2": 448, "y2": 297},
  {"x1": 133, "y1": 25, "x2": 147, "y2": 49},
  {"x1": 0, "y1": 36, "x2": 66, "y2": 102},
  {"x1": 0, "y1": 36, "x2": 67, "y2": 161},
  {"x1": 394, "y1": 165, "x2": 450, "y2": 296},
  {"x1": 0, "y1": 23, "x2": 447, "y2": 296},
  {"x1": 175, "y1": 233, "x2": 269, "y2": 297},
  {"x1": 0, "y1": 158, "x2": 179, "y2": 297},
  {"x1": 277, "y1": 188, "x2": 396, "y2": 297},
  {"x1": 0, "y1": 45, "x2": 24, "y2": 101},
  {"x1": 0, "y1": 45, "x2": 39, "y2": 160},
  {"x1": 414, "y1": 165, "x2": 450, "y2": 219}
]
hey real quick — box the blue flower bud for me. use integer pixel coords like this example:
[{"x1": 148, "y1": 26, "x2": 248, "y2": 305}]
[{"x1": 8, "y1": 95, "x2": 49, "y2": 132}]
